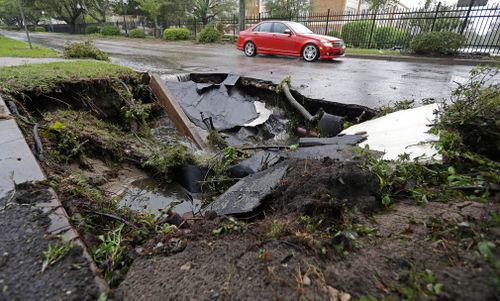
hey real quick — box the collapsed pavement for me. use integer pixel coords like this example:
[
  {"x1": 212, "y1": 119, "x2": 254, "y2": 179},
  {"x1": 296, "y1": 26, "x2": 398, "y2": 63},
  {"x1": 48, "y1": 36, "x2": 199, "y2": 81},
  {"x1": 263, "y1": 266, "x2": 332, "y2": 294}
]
[{"x1": 1, "y1": 66, "x2": 498, "y2": 301}]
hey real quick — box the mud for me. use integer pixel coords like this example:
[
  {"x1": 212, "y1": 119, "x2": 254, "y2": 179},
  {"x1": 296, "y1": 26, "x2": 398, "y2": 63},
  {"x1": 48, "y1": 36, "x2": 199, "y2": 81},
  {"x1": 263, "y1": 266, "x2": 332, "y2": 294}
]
[
  {"x1": 116, "y1": 157, "x2": 499, "y2": 300},
  {"x1": 0, "y1": 183, "x2": 99, "y2": 301}
]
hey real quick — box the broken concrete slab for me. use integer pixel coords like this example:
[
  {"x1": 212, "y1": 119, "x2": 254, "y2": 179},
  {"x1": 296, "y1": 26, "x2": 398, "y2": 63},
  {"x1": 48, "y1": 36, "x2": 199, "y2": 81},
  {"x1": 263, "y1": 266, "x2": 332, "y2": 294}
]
[
  {"x1": 165, "y1": 80, "x2": 260, "y2": 131},
  {"x1": 228, "y1": 150, "x2": 281, "y2": 178},
  {"x1": 0, "y1": 95, "x2": 45, "y2": 199},
  {"x1": 149, "y1": 74, "x2": 207, "y2": 149},
  {"x1": 289, "y1": 145, "x2": 361, "y2": 161},
  {"x1": 299, "y1": 135, "x2": 367, "y2": 147},
  {"x1": 341, "y1": 104, "x2": 440, "y2": 161},
  {"x1": 206, "y1": 161, "x2": 289, "y2": 216}
]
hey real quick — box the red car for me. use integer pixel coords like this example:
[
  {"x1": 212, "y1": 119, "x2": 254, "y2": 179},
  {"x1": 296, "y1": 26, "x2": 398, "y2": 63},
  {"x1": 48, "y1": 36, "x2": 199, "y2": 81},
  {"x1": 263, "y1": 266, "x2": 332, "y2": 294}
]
[{"x1": 236, "y1": 21, "x2": 345, "y2": 62}]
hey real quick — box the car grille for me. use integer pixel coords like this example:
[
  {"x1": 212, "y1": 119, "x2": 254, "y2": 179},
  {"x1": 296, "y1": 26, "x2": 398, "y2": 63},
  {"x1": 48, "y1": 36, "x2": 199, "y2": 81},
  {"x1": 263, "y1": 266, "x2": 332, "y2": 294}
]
[{"x1": 333, "y1": 41, "x2": 344, "y2": 48}]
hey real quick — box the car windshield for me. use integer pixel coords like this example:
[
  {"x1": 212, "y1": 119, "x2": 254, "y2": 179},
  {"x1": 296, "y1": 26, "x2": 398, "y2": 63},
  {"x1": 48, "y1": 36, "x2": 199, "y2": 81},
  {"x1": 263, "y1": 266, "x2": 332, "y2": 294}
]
[{"x1": 288, "y1": 22, "x2": 313, "y2": 34}]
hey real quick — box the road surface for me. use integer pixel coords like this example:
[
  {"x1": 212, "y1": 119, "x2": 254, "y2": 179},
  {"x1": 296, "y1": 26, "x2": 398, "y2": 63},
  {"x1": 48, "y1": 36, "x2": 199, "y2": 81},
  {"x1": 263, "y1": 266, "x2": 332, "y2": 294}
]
[{"x1": 1, "y1": 31, "x2": 478, "y2": 108}]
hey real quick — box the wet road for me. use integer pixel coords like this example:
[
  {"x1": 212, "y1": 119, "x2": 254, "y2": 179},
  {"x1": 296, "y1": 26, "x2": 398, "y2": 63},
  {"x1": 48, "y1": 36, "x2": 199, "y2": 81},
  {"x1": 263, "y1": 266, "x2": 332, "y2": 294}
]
[{"x1": 2, "y1": 31, "x2": 477, "y2": 108}]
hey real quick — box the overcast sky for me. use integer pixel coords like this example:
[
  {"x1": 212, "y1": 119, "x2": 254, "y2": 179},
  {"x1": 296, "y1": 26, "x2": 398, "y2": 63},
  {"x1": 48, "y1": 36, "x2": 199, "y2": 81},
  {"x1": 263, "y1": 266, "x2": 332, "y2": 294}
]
[{"x1": 399, "y1": 0, "x2": 500, "y2": 7}]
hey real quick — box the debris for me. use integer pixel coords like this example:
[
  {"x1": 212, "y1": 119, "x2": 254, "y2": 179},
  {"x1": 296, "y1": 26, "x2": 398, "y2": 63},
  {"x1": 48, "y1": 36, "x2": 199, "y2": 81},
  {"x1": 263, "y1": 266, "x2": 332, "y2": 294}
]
[
  {"x1": 206, "y1": 161, "x2": 289, "y2": 216},
  {"x1": 180, "y1": 262, "x2": 192, "y2": 271},
  {"x1": 289, "y1": 145, "x2": 362, "y2": 160},
  {"x1": 228, "y1": 150, "x2": 281, "y2": 178},
  {"x1": 298, "y1": 135, "x2": 367, "y2": 147},
  {"x1": 281, "y1": 81, "x2": 344, "y2": 137},
  {"x1": 341, "y1": 104, "x2": 440, "y2": 161},
  {"x1": 302, "y1": 275, "x2": 312, "y2": 286}
]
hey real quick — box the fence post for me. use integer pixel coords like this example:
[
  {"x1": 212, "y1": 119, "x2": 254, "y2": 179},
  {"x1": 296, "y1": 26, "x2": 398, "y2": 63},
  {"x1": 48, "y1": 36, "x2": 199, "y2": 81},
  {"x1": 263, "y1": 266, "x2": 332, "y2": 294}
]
[
  {"x1": 325, "y1": 9, "x2": 330, "y2": 35},
  {"x1": 367, "y1": 9, "x2": 377, "y2": 48},
  {"x1": 460, "y1": 0, "x2": 475, "y2": 34},
  {"x1": 430, "y1": 2, "x2": 441, "y2": 32},
  {"x1": 233, "y1": 14, "x2": 236, "y2": 37}
]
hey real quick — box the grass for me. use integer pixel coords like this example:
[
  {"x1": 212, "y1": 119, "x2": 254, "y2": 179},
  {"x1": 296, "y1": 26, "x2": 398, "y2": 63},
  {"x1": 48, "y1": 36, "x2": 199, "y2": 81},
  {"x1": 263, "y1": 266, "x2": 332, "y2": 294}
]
[
  {"x1": 41, "y1": 241, "x2": 73, "y2": 272},
  {"x1": 0, "y1": 34, "x2": 58, "y2": 58},
  {"x1": 0, "y1": 61, "x2": 136, "y2": 93},
  {"x1": 346, "y1": 48, "x2": 401, "y2": 56}
]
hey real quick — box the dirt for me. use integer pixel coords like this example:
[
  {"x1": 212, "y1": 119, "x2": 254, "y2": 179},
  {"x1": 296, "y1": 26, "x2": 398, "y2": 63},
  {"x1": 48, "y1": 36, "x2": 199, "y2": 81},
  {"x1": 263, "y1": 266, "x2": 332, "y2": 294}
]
[
  {"x1": 116, "y1": 159, "x2": 499, "y2": 301},
  {"x1": 0, "y1": 183, "x2": 99, "y2": 301}
]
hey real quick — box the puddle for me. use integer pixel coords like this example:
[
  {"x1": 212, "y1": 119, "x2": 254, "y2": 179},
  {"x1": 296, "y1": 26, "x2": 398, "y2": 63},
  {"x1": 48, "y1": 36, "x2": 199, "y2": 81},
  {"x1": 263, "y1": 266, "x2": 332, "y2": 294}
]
[{"x1": 120, "y1": 178, "x2": 201, "y2": 215}]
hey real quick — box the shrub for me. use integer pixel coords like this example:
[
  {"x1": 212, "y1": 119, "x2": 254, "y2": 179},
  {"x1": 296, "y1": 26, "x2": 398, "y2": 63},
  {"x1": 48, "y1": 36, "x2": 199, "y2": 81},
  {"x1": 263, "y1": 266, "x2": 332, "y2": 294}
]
[
  {"x1": 85, "y1": 25, "x2": 100, "y2": 34},
  {"x1": 100, "y1": 25, "x2": 121, "y2": 36},
  {"x1": 197, "y1": 27, "x2": 222, "y2": 43},
  {"x1": 327, "y1": 30, "x2": 341, "y2": 38},
  {"x1": 163, "y1": 28, "x2": 191, "y2": 40},
  {"x1": 128, "y1": 28, "x2": 145, "y2": 38},
  {"x1": 34, "y1": 26, "x2": 46, "y2": 32},
  {"x1": 341, "y1": 21, "x2": 373, "y2": 47},
  {"x1": 63, "y1": 41, "x2": 110, "y2": 61},
  {"x1": 373, "y1": 26, "x2": 409, "y2": 49},
  {"x1": 410, "y1": 31, "x2": 465, "y2": 55}
]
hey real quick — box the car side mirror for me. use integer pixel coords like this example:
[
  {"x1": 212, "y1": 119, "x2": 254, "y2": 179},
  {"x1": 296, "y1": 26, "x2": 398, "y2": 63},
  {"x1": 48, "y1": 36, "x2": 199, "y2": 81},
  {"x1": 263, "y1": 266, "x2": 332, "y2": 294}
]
[{"x1": 284, "y1": 29, "x2": 292, "y2": 36}]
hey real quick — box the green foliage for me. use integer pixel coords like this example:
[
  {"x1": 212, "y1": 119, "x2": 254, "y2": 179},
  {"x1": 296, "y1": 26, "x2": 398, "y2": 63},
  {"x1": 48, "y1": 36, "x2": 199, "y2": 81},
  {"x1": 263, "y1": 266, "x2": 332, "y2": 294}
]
[
  {"x1": 341, "y1": 21, "x2": 373, "y2": 47},
  {"x1": 91, "y1": 224, "x2": 125, "y2": 282},
  {"x1": 373, "y1": 26, "x2": 409, "y2": 49},
  {"x1": 100, "y1": 25, "x2": 121, "y2": 36},
  {"x1": 396, "y1": 266, "x2": 444, "y2": 300},
  {"x1": 212, "y1": 217, "x2": 247, "y2": 235},
  {"x1": 267, "y1": 220, "x2": 286, "y2": 239},
  {"x1": 327, "y1": 30, "x2": 340, "y2": 38},
  {"x1": 197, "y1": 27, "x2": 222, "y2": 43},
  {"x1": 376, "y1": 99, "x2": 415, "y2": 116},
  {"x1": 63, "y1": 40, "x2": 110, "y2": 61},
  {"x1": 410, "y1": 31, "x2": 465, "y2": 55},
  {"x1": 128, "y1": 28, "x2": 146, "y2": 38},
  {"x1": 34, "y1": 26, "x2": 46, "y2": 32},
  {"x1": 41, "y1": 241, "x2": 72, "y2": 272},
  {"x1": 265, "y1": 0, "x2": 311, "y2": 18},
  {"x1": 143, "y1": 144, "x2": 195, "y2": 181},
  {"x1": 48, "y1": 121, "x2": 88, "y2": 163},
  {"x1": 434, "y1": 67, "x2": 499, "y2": 162},
  {"x1": 85, "y1": 25, "x2": 101, "y2": 34},
  {"x1": 163, "y1": 28, "x2": 191, "y2": 40}
]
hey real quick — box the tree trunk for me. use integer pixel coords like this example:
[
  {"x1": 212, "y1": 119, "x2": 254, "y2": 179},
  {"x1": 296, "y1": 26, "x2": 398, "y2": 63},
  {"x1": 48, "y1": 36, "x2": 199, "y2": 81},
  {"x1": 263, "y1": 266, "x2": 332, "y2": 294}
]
[{"x1": 239, "y1": 0, "x2": 245, "y2": 31}]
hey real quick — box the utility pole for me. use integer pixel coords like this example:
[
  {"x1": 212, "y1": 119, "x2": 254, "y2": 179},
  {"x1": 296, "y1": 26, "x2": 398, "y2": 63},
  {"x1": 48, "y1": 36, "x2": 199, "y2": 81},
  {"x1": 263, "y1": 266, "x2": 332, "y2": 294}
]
[
  {"x1": 16, "y1": 0, "x2": 32, "y2": 49},
  {"x1": 239, "y1": 0, "x2": 245, "y2": 32}
]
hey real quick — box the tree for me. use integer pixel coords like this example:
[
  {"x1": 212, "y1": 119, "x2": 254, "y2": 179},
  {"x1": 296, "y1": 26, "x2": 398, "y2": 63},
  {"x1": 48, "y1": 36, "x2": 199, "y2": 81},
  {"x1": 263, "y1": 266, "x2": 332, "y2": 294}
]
[
  {"x1": 83, "y1": 0, "x2": 111, "y2": 23},
  {"x1": 364, "y1": 0, "x2": 397, "y2": 11},
  {"x1": 37, "y1": 0, "x2": 83, "y2": 33},
  {"x1": 0, "y1": 0, "x2": 42, "y2": 27},
  {"x1": 264, "y1": 0, "x2": 310, "y2": 18},
  {"x1": 238, "y1": 0, "x2": 244, "y2": 31},
  {"x1": 189, "y1": 0, "x2": 236, "y2": 25},
  {"x1": 138, "y1": 0, "x2": 161, "y2": 30}
]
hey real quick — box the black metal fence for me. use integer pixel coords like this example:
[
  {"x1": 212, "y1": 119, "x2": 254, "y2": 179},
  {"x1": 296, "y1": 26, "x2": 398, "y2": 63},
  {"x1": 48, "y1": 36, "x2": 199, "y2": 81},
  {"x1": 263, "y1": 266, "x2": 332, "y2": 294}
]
[{"x1": 41, "y1": 3, "x2": 500, "y2": 55}]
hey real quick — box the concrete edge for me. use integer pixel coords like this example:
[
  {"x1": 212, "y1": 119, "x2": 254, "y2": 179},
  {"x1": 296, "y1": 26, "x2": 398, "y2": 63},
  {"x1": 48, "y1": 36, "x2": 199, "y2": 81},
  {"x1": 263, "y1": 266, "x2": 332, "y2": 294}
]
[
  {"x1": 149, "y1": 74, "x2": 207, "y2": 149},
  {"x1": 0, "y1": 94, "x2": 109, "y2": 295},
  {"x1": 345, "y1": 53, "x2": 500, "y2": 66}
]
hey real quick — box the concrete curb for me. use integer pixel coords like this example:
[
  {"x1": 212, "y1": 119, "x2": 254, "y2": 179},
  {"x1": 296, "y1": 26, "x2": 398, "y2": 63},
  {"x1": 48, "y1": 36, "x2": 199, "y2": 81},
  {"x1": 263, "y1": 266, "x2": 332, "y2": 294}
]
[
  {"x1": 345, "y1": 53, "x2": 499, "y2": 66},
  {"x1": 0, "y1": 94, "x2": 109, "y2": 295}
]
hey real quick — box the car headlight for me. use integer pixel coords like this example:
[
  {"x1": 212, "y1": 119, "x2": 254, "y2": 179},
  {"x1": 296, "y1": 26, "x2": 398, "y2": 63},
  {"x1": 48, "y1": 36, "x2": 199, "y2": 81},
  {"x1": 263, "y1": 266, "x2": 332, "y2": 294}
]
[{"x1": 320, "y1": 40, "x2": 333, "y2": 47}]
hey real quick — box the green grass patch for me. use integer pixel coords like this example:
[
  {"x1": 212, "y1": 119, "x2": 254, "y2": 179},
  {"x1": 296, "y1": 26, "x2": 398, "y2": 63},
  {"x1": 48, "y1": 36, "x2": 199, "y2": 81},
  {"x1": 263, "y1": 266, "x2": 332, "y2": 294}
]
[
  {"x1": 0, "y1": 34, "x2": 58, "y2": 58},
  {"x1": 0, "y1": 61, "x2": 136, "y2": 93},
  {"x1": 346, "y1": 48, "x2": 401, "y2": 56}
]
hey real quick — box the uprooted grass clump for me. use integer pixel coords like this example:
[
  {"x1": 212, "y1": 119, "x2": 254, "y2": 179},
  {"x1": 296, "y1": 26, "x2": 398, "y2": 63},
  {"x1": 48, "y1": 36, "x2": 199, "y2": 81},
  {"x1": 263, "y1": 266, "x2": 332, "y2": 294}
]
[{"x1": 0, "y1": 61, "x2": 136, "y2": 94}]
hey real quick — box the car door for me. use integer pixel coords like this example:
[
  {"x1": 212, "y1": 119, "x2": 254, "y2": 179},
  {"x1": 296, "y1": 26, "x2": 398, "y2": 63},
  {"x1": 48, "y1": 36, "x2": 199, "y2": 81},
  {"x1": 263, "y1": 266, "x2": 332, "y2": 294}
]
[
  {"x1": 251, "y1": 22, "x2": 274, "y2": 52},
  {"x1": 271, "y1": 22, "x2": 300, "y2": 56}
]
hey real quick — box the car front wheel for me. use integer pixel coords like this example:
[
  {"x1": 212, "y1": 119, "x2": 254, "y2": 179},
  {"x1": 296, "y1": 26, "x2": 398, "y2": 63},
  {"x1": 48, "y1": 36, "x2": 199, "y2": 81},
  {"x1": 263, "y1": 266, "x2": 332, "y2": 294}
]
[
  {"x1": 244, "y1": 41, "x2": 257, "y2": 57},
  {"x1": 302, "y1": 44, "x2": 319, "y2": 62}
]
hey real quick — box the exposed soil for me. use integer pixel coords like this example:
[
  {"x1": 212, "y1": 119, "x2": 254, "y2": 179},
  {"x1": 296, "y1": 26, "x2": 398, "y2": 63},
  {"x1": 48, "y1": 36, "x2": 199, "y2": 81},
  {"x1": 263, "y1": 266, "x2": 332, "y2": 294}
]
[
  {"x1": 0, "y1": 183, "x2": 99, "y2": 301},
  {"x1": 116, "y1": 159, "x2": 499, "y2": 301}
]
